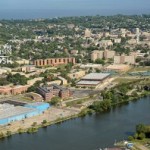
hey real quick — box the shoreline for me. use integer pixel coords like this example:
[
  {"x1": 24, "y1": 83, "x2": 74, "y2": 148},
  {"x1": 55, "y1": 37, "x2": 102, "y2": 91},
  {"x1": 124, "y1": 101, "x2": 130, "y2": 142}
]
[{"x1": 0, "y1": 90, "x2": 150, "y2": 139}]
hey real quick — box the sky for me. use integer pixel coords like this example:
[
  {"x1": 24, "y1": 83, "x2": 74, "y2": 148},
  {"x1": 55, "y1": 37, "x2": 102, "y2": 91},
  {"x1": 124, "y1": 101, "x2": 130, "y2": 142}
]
[
  {"x1": 0, "y1": 0, "x2": 150, "y2": 10},
  {"x1": 0, "y1": 0, "x2": 149, "y2": 19}
]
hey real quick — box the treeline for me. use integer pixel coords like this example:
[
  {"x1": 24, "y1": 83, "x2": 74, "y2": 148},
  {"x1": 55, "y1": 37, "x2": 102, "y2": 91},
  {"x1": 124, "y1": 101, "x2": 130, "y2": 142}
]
[
  {"x1": 89, "y1": 79, "x2": 150, "y2": 113},
  {"x1": 0, "y1": 73, "x2": 28, "y2": 86},
  {"x1": 128, "y1": 124, "x2": 150, "y2": 140},
  {"x1": 89, "y1": 100, "x2": 111, "y2": 112},
  {"x1": 6, "y1": 73, "x2": 28, "y2": 85}
]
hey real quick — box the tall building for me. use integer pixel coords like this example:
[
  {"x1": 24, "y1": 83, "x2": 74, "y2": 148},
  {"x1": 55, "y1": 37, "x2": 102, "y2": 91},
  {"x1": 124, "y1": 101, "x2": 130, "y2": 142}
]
[
  {"x1": 84, "y1": 28, "x2": 91, "y2": 38},
  {"x1": 91, "y1": 50, "x2": 104, "y2": 61},
  {"x1": 91, "y1": 50, "x2": 115, "y2": 61},
  {"x1": 98, "y1": 40, "x2": 113, "y2": 48},
  {"x1": 136, "y1": 28, "x2": 140, "y2": 44},
  {"x1": 114, "y1": 54, "x2": 135, "y2": 65},
  {"x1": 104, "y1": 50, "x2": 116, "y2": 59}
]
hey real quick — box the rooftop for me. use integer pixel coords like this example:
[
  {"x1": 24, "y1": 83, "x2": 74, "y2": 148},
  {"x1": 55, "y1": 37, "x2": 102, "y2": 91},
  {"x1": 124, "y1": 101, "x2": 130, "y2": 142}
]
[
  {"x1": 0, "y1": 105, "x2": 37, "y2": 120},
  {"x1": 82, "y1": 73, "x2": 110, "y2": 80},
  {"x1": 77, "y1": 80, "x2": 100, "y2": 85},
  {"x1": 25, "y1": 102, "x2": 48, "y2": 107}
]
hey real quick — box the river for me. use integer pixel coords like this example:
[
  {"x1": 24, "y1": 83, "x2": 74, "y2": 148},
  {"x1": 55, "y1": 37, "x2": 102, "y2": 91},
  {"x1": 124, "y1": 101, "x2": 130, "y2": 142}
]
[{"x1": 0, "y1": 97, "x2": 150, "y2": 150}]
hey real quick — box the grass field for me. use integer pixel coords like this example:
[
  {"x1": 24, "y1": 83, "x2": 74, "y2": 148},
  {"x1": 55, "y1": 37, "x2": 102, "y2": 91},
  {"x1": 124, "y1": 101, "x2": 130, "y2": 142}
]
[
  {"x1": 113, "y1": 77, "x2": 141, "y2": 84},
  {"x1": 129, "y1": 66, "x2": 150, "y2": 72}
]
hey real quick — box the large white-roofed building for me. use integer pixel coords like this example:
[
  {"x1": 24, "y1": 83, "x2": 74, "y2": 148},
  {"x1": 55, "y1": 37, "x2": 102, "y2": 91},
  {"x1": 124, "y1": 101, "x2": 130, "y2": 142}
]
[
  {"x1": 0, "y1": 102, "x2": 50, "y2": 125},
  {"x1": 76, "y1": 73, "x2": 111, "y2": 88}
]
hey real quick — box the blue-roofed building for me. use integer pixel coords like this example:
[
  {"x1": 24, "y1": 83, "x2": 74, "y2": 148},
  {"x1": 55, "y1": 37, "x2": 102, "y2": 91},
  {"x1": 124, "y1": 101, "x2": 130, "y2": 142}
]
[
  {"x1": 25, "y1": 102, "x2": 50, "y2": 112},
  {"x1": 0, "y1": 102, "x2": 50, "y2": 125}
]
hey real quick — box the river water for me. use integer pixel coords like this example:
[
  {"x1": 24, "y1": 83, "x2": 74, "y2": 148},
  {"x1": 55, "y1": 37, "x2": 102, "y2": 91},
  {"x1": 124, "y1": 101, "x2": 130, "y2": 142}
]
[{"x1": 0, "y1": 97, "x2": 150, "y2": 150}]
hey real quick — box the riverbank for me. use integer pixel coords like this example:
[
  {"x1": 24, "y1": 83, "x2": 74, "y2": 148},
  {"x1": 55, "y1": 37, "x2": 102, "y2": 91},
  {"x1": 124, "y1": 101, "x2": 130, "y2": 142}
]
[
  {"x1": 0, "y1": 107, "x2": 81, "y2": 138},
  {"x1": 116, "y1": 138, "x2": 150, "y2": 150},
  {"x1": 0, "y1": 92, "x2": 150, "y2": 139},
  {"x1": 0, "y1": 95, "x2": 150, "y2": 150}
]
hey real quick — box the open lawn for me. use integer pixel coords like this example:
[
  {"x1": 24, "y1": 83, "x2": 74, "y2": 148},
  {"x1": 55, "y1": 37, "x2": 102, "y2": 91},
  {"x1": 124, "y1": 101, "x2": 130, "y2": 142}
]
[
  {"x1": 128, "y1": 66, "x2": 150, "y2": 72},
  {"x1": 113, "y1": 77, "x2": 141, "y2": 84}
]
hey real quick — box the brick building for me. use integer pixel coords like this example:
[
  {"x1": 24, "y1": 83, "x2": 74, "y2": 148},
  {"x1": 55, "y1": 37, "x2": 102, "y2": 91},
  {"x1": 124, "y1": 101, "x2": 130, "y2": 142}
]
[
  {"x1": 0, "y1": 85, "x2": 29, "y2": 95},
  {"x1": 33, "y1": 57, "x2": 75, "y2": 67},
  {"x1": 11, "y1": 85, "x2": 29, "y2": 95},
  {"x1": 37, "y1": 84, "x2": 72, "y2": 101}
]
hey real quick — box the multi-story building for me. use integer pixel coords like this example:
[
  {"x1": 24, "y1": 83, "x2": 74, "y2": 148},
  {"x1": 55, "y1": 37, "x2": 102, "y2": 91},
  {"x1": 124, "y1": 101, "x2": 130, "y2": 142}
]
[
  {"x1": 91, "y1": 50, "x2": 115, "y2": 61},
  {"x1": 0, "y1": 85, "x2": 29, "y2": 95},
  {"x1": 37, "y1": 84, "x2": 72, "y2": 101},
  {"x1": 11, "y1": 85, "x2": 29, "y2": 95},
  {"x1": 84, "y1": 28, "x2": 91, "y2": 38},
  {"x1": 104, "y1": 50, "x2": 116, "y2": 59},
  {"x1": 114, "y1": 54, "x2": 135, "y2": 65},
  {"x1": 91, "y1": 50, "x2": 104, "y2": 61},
  {"x1": 114, "y1": 38, "x2": 121, "y2": 44},
  {"x1": 98, "y1": 40, "x2": 113, "y2": 48},
  {"x1": 33, "y1": 57, "x2": 75, "y2": 67},
  {"x1": 37, "y1": 87, "x2": 53, "y2": 100}
]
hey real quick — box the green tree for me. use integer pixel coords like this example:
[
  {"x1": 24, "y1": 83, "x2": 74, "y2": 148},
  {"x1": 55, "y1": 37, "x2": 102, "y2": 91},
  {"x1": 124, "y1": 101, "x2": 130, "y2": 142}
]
[
  {"x1": 42, "y1": 120, "x2": 47, "y2": 125},
  {"x1": 0, "y1": 132, "x2": 5, "y2": 138},
  {"x1": 136, "y1": 124, "x2": 146, "y2": 134},
  {"x1": 95, "y1": 58, "x2": 104, "y2": 65},
  {"x1": 138, "y1": 133, "x2": 145, "y2": 140},
  {"x1": 6, "y1": 131, "x2": 12, "y2": 137},
  {"x1": 50, "y1": 97, "x2": 61, "y2": 106},
  {"x1": 128, "y1": 136, "x2": 134, "y2": 141},
  {"x1": 32, "y1": 122, "x2": 37, "y2": 127}
]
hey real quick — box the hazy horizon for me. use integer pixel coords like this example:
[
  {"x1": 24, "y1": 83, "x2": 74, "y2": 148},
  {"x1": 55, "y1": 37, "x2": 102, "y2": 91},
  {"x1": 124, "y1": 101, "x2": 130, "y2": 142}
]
[{"x1": 0, "y1": 0, "x2": 150, "y2": 19}]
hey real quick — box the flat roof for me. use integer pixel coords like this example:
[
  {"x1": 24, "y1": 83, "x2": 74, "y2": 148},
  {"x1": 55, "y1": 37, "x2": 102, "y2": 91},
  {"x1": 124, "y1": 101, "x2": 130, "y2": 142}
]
[
  {"x1": 77, "y1": 80, "x2": 100, "y2": 85},
  {"x1": 25, "y1": 102, "x2": 48, "y2": 107},
  {"x1": 106, "y1": 64, "x2": 129, "y2": 70},
  {"x1": 0, "y1": 100, "x2": 27, "y2": 106},
  {"x1": 0, "y1": 106, "x2": 37, "y2": 120},
  {"x1": 82, "y1": 73, "x2": 110, "y2": 80}
]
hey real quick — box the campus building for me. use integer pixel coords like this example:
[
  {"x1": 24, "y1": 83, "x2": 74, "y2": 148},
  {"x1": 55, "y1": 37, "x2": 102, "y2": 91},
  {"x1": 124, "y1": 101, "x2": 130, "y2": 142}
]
[
  {"x1": 105, "y1": 64, "x2": 130, "y2": 72},
  {"x1": 33, "y1": 57, "x2": 76, "y2": 67},
  {"x1": 77, "y1": 73, "x2": 111, "y2": 88},
  {"x1": 114, "y1": 54, "x2": 135, "y2": 65},
  {"x1": 0, "y1": 85, "x2": 29, "y2": 95},
  {"x1": 0, "y1": 101, "x2": 50, "y2": 125},
  {"x1": 84, "y1": 28, "x2": 91, "y2": 38},
  {"x1": 21, "y1": 65, "x2": 36, "y2": 73},
  {"x1": 37, "y1": 84, "x2": 72, "y2": 101},
  {"x1": 91, "y1": 50, "x2": 116, "y2": 61}
]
